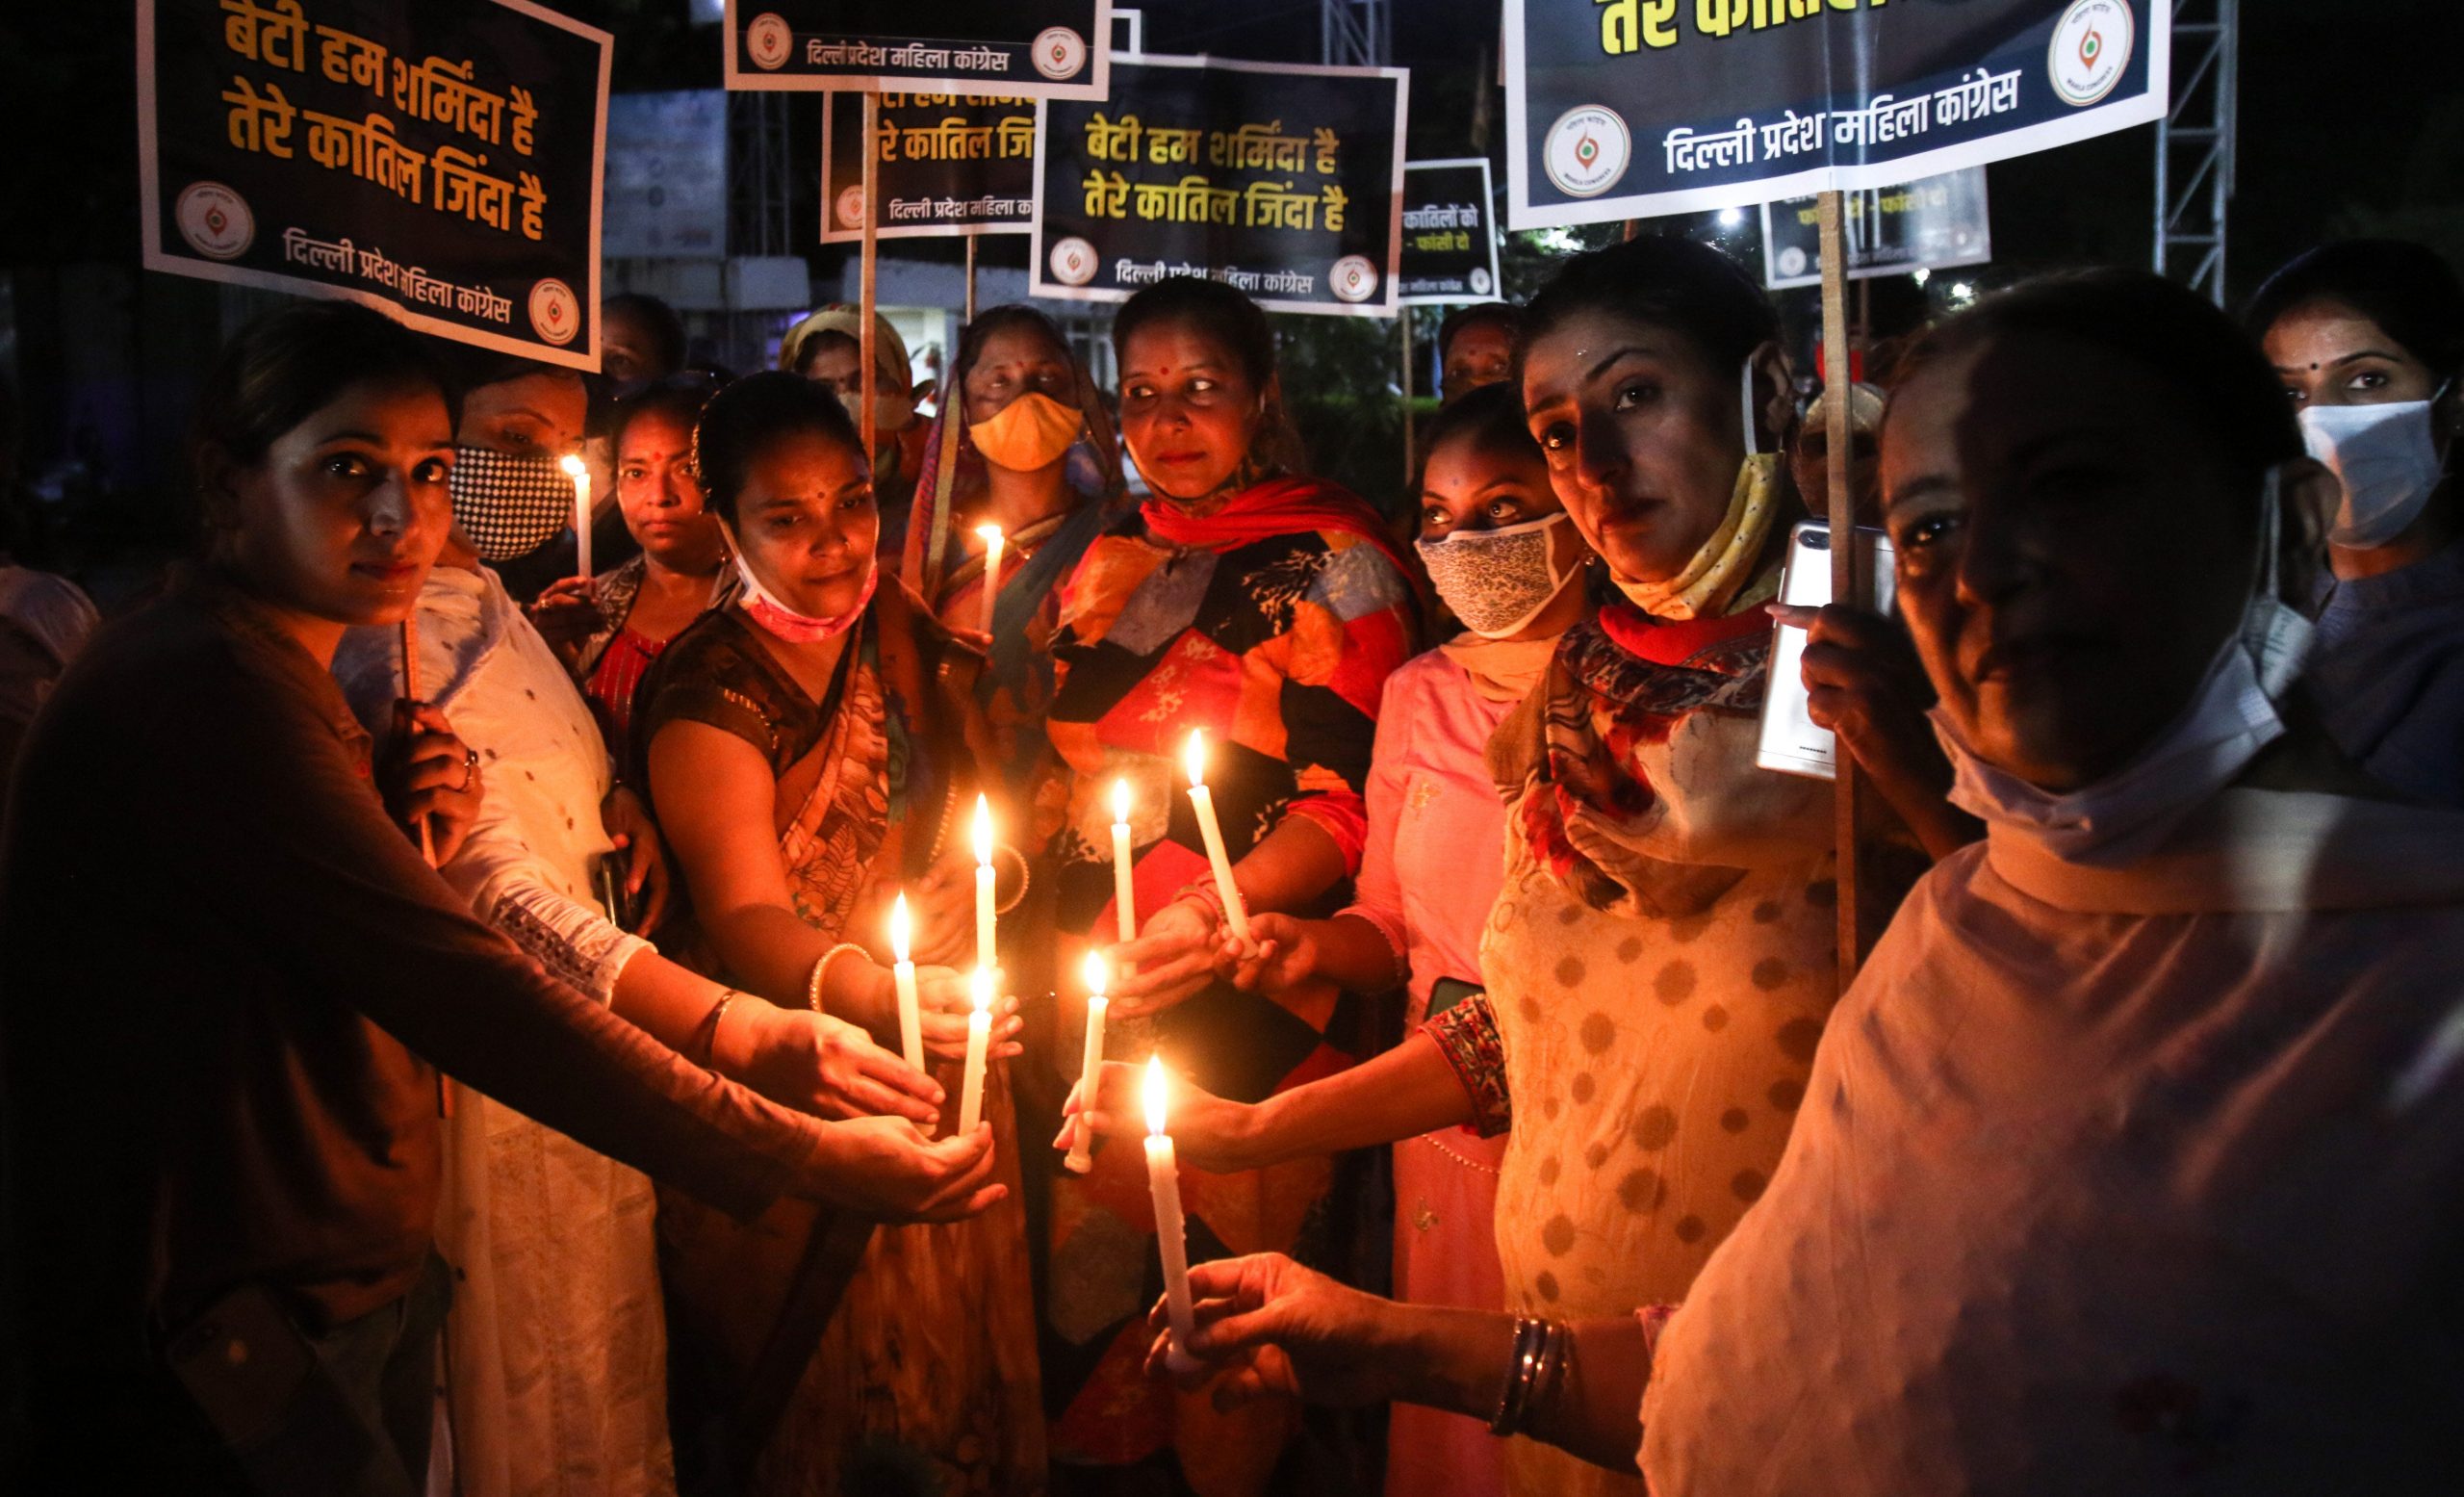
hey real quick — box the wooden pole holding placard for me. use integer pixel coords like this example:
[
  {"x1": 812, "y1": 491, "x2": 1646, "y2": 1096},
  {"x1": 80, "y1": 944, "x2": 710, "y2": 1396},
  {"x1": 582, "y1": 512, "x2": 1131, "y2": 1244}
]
[
  {"x1": 860, "y1": 90, "x2": 880, "y2": 475},
  {"x1": 1399, "y1": 311, "x2": 1416, "y2": 485},
  {"x1": 1816, "y1": 191, "x2": 1863, "y2": 991}
]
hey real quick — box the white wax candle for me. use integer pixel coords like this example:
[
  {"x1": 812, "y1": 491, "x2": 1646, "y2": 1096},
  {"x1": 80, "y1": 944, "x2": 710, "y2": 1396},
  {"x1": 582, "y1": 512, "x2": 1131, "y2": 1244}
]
[
  {"x1": 958, "y1": 968, "x2": 992, "y2": 1135},
  {"x1": 971, "y1": 793, "x2": 997, "y2": 973},
  {"x1": 1143, "y1": 1056, "x2": 1199, "y2": 1372},
  {"x1": 1183, "y1": 732, "x2": 1253, "y2": 950},
  {"x1": 975, "y1": 523, "x2": 1006, "y2": 637},
  {"x1": 887, "y1": 892, "x2": 924, "y2": 1072},
  {"x1": 1109, "y1": 777, "x2": 1138, "y2": 962},
  {"x1": 561, "y1": 454, "x2": 593, "y2": 581},
  {"x1": 1065, "y1": 952, "x2": 1109, "y2": 1174}
]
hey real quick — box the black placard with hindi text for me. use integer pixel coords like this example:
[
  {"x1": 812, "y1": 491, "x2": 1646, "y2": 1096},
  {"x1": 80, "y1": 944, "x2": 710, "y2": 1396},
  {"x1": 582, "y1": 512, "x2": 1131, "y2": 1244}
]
[
  {"x1": 725, "y1": 0, "x2": 1110, "y2": 101},
  {"x1": 141, "y1": 0, "x2": 610, "y2": 368},
  {"x1": 820, "y1": 91, "x2": 1040, "y2": 243},
  {"x1": 1399, "y1": 158, "x2": 1502, "y2": 305},
  {"x1": 1032, "y1": 54, "x2": 1407, "y2": 319}
]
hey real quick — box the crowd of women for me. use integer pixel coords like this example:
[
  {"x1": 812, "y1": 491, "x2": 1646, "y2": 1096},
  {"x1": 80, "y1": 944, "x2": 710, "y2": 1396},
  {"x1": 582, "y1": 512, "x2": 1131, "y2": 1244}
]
[{"x1": 2, "y1": 230, "x2": 2460, "y2": 1497}]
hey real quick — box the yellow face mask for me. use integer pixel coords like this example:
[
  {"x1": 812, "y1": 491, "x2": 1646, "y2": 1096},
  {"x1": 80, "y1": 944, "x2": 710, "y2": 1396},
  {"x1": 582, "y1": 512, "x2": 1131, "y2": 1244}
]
[
  {"x1": 968, "y1": 390, "x2": 1083, "y2": 474},
  {"x1": 1612, "y1": 356, "x2": 1783, "y2": 622},
  {"x1": 1612, "y1": 452, "x2": 1781, "y2": 622}
]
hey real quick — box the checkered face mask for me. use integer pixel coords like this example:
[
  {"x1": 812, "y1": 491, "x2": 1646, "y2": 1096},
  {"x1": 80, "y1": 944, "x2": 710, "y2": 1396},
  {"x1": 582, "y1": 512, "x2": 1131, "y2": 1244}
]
[{"x1": 449, "y1": 446, "x2": 577, "y2": 560}]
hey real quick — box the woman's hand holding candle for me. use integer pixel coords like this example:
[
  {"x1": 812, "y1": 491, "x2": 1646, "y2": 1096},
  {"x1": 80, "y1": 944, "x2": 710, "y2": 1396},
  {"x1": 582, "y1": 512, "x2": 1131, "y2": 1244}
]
[
  {"x1": 1103, "y1": 899, "x2": 1223, "y2": 1018},
  {"x1": 713, "y1": 1003, "x2": 941, "y2": 1126},
  {"x1": 911, "y1": 965, "x2": 1024, "y2": 1063},
  {"x1": 1056, "y1": 1058, "x2": 1260, "y2": 1174}
]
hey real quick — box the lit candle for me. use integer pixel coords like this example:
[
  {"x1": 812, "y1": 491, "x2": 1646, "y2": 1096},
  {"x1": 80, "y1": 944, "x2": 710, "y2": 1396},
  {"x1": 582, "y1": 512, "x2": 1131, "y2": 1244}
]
[
  {"x1": 1182, "y1": 731, "x2": 1253, "y2": 952},
  {"x1": 887, "y1": 892, "x2": 925, "y2": 1072},
  {"x1": 975, "y1": 523, "x2": 1006, "y2": 637},
  {"x1": 1109, "y1": 778, "x2": 1138, "y2": 965},
  {"x1": 1143, "y1": 1055, "x2": 1199, "y2": 1372},
  {"x1": 958, "y1": 967, "x2": 993, "y2": 1136},
  {"x1": 560, "y1": 453, "x2": 593, "y2": 581},
  {"x1": 1065, "y1": 952, "x2": 1109, "y2": 1174},
  {"x1": 972, "y1": 793, "x2": 997, "y2": 973}
]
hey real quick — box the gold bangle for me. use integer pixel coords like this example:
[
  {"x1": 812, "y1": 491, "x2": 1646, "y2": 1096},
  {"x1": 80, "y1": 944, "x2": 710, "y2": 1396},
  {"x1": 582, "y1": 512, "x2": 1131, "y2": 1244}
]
[
  {"x1": 807, "y1": 942, "x2": 869, "y2": 1013},
  {"x1": 992, "y1": 843, "x2": 1031, "y2": 916},
  {"x1": 700, "y1": 989, "x2": 741, "y2": 1070}
]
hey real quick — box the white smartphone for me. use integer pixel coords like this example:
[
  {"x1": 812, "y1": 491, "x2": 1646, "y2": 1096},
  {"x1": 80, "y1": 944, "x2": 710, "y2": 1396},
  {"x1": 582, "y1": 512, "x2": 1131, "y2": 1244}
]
[{"x1": 1756, "y1": 520, "x2": 1898, "y2": 781}]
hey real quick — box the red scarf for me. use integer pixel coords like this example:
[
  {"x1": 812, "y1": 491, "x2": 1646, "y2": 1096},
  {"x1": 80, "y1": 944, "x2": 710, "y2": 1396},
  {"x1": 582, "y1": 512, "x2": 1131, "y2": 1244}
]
[
  {"x1": 1594, "y1": 600, "x2": 1773, "y2": 667},
  {"x1": 1141, "y1": 477, "x2": 1409, "y2": 576}
]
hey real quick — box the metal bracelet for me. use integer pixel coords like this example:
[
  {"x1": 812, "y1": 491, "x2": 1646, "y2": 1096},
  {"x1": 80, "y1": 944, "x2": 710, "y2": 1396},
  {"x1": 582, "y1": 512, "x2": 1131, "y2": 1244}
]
[
  {"x1": 1489, "y1": 1315, "x2": 1546, "y2": 1436},
  {"x1": 699, "y1": 989, "x2": 740, "y2": 1069},
  {"x1": 992, "y1": 843, "x2": 1031, "y2": 916}
]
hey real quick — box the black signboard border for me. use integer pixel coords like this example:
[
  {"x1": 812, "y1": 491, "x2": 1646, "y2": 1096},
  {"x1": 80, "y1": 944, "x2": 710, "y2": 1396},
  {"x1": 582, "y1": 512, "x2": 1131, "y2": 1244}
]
[
  {"x1": 135, "y1": 0, "x2": 612, "y2": 373},
  {"x1": 818, "y1": 90, "x2": 1042, "y2": 245},
  {"x1": 1500, "y1": 0, "x2": 2171, "y2": 229},
  {"x1": 1399, "y1": 156, "x2": 1503, "y2": 308},
  {"x1": 1026, "y1": 51, "x2": 1410, "y2": 321},
  {"x1": 722, "y1": 0, "x2": 1116, "y2": 103}
]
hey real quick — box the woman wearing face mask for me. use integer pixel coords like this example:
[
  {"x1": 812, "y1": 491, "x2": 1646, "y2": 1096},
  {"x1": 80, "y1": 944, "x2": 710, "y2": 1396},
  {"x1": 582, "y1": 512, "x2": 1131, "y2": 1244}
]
[
  {"x1": 446, "y1": 352, "x2": 596, "y2": 604},
  {"x1": 1072, "y1": 242, "x2": 1925, "y2": 1497},
  {"x1": 1034, "y1": 276, "x2": 1421, "y2": 1492},
  {"x1": 0, "y1": 304, "x2": 1006, "y2": 1493},
  {"x1": 633, "y1": 373, "x2": 1042, "y2": 1495},
  {"x1": 1138, "y1": 271, "x2": 2464, "y2": 1497},
  {"x1": 903, "y1": 306, "x2": 1124, "y2": 802},
  {"x1": 780, "y1": 305, "x2": 929, "y2": 557},
  {"x1": 1064, "y1": 383, "x2": 1584, "y2": 1497},
  {"x1": 2250, "y1": 240, "x2": 2464, "y2": 806},
  {"x1": 529, "y1": 376, "x2": 735, "y2": 738}
]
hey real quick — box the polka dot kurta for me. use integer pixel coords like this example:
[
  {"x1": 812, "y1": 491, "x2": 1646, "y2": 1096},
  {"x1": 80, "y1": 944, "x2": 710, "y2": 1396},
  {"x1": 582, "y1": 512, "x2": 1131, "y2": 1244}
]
[{"x1": 1436, "y1": 604, "x2": 1854, "y2": 1497}]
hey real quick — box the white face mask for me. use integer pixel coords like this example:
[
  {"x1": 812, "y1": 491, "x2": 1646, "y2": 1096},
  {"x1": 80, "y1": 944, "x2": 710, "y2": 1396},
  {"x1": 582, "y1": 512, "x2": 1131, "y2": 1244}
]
[
  {"x1": 1929, "y1": 467, "x2": 2316, "y2": 866},
  {"x1": 1417, "y1": 512, "x2": 1582, "y2": 639},
  {"x1": 2297, "y1": 389, "x2": 2451, "y2": 548}
]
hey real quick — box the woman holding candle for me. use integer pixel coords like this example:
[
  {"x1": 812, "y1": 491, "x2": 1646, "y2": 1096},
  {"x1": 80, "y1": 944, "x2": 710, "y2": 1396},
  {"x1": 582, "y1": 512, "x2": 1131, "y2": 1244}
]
[
  {"x1": 0, "y1": 303, "x2": 1008, "y2": 1493},
  {"x1": 1075, "y1": 384, "x2": 1593, "y2": 1497},
  {"x1": 1037, "y1": 276, "x2": 1421, "y2": 1493},
  {"x1": 635, "y1": 372, "x2": 1042, "y2": 1495},
  {"x1": 528, "y1": 375, "x2": 734, "y2": 739},
  {"x1": 1076, "y1": 241, "x2": 1937, "y2": 1497},
  {"x1": 1140, "y1": 271, "x2": 2464, "y2": 1497}
]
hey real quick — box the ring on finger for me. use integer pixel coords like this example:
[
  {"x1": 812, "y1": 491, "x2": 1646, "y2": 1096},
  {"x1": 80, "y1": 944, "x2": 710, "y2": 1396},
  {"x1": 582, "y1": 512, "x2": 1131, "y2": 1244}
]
[{"x1": 459, "y1": 746, "x2": 480, "y2": 791}]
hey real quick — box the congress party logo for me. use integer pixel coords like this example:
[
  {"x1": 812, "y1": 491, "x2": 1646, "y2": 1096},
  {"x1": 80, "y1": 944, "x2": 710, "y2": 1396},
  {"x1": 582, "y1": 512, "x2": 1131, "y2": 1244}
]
[
  {"x1": 1048, "y1": 236, "x2": 1097, "y2": 287},
  {"x1": 1468, "y1": 267, "x2": 1493, "y2": 297},
  {"x1": 176, "y1": 182, "x2": 254, "y2": 261},
  {"x1": 746, "y1": 13, "x2": 793, "y2": 72},
  {"x1": 1329, "y1": 256, "x2": 1379, "y2": 303},
  {"x1": 834, "y1": 187, "x2": 868, "y2": 230},
  {"x1": 527, "y1": 279, "x2": 580, "y2": 346},
  {"x1": 1544, "y1": 105, "x2": 1630, "y2": 198},
  {"x1": 2048, "y1": 0, "x2": 2133, "y2": 107},
  {"x1": 1034, "y1": 27, "x2": 1088, "y2": 81}
]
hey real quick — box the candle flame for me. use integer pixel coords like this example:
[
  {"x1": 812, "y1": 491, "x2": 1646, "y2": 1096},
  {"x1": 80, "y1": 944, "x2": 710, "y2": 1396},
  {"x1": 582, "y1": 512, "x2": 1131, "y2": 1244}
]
[
  {"x1": 1110, "y1": 777, "x2": 1132, "y2": 826},
  {"x1": 1083, "y1": 950, "x2": 1109, "y2": 999},
  {"x1": 888, "y1": 892, "x2": 911, "y2": 964},
  {"x1": 558, "y1": 453, "x2": 587, "y2": 481},
  {"x1": 970, "y1": 967, "x2": 993, "y2": 1015},
  {"x1": 972, "y1": 793, "x2": 994, "y2": 866},
  {"x1": 1142, "y1": 1054, "x2": 1168, "y2": 1137},
  {"x1": 975, "y1": 523, "x2": 1005, "y2": 555},
  {"x1": 1183, "y1": 730, "x2": 1207, "y2": 789}
]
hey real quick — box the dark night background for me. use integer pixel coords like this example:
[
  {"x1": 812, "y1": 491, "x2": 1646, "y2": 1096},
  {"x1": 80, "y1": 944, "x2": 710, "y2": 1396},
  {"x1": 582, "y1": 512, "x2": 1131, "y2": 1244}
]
[{"x1": 6, "y1": 0, "x2": 2459, "y2": 570}]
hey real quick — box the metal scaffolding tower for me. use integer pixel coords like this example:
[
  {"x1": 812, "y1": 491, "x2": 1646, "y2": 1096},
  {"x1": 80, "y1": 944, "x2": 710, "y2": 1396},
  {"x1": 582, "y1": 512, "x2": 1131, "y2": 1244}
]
[
  {"x1": 728, "y1": 90, "x2": 794, "y2": 261},
  {"x1": 2153, "y1": 0, "x2": 2238, "y2": 304},
  {"x1": 1321, "y1": 0, "x2": 1389, "y2": 67}
]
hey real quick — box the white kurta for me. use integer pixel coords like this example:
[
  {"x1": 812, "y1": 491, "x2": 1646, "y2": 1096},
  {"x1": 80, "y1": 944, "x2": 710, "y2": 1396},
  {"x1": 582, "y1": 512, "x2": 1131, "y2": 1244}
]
[
  {"x1": 1643, "y1": 786, "x2": 2464, "y2": 1496},
  {"x1": 335, "y1": 565, "x2": 674, "y2": 1497}
]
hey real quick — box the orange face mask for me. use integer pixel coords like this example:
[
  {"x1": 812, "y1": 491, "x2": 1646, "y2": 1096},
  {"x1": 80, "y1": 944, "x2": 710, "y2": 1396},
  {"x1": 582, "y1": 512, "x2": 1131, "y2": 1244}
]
[{"x1": 967, "y1": 391, "x2": 1083, "y2": 474}]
